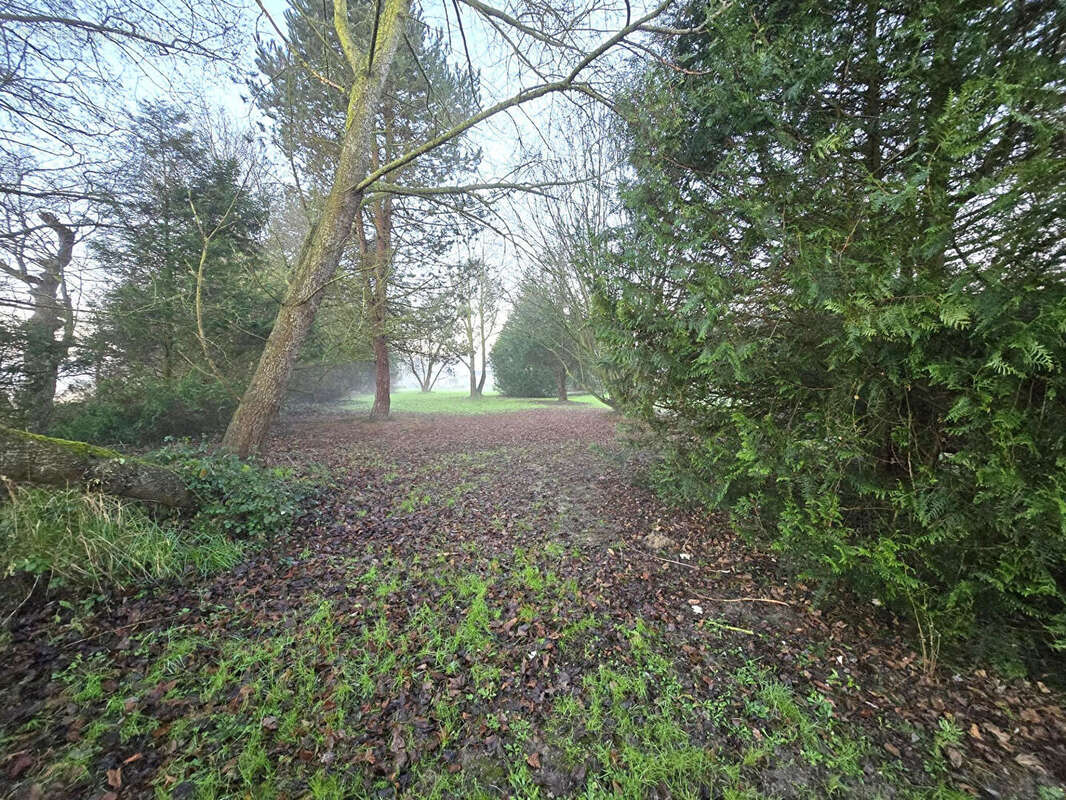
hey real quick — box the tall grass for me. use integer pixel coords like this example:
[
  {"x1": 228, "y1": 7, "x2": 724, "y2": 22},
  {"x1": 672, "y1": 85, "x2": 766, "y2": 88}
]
[{"x1": 0, "y1": 487, "x2": 244, "y2": 591}]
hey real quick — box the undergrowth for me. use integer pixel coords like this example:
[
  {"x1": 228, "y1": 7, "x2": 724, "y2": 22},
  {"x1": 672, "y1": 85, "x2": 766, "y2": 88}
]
[
  {"x1": 0, "y1": 444, "x2": 305, "y2": 596},
  {"x1": 0, "y1": 488, "x2": 245, "y2": 593}
]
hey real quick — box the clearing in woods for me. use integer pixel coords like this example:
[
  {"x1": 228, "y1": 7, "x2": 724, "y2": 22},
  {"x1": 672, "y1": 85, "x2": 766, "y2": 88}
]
[{"x1": 2, "y1": 400, "x2": 1064, "y2": 798}]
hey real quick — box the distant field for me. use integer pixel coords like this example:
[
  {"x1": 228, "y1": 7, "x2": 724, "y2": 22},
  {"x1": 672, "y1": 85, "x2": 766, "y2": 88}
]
[{"x1": 342, "y1": 389, "x2": 609, "y2": 415}]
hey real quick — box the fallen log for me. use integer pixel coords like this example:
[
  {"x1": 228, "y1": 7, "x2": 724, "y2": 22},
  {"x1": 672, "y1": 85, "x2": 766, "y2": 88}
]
[{"x1": 0, "y1": 426, "x2": 192, "y2": 508}]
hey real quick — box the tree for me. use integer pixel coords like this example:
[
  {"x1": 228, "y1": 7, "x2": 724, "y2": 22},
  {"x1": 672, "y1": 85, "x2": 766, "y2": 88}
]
[
  {"x1": 223, "y1": 0, "x2": 680, "y2": 454},
  {"x1": 0, "y1": 1, "x2": 242, "y2": 209},
  {"x1": 251, "y1": 0, "x2": 479, "y2": 420},
  {"x1": 596, "y1": 0, "x2": 1066, "y2": 648},
  {"x1": 0, "y1": 2, "x2": 245, "y2": 433},
  {"x1": 89, "y1": 104, "x2": 273, "y2": 387},
  {"x1": 0, "y1": 210, "x2": 75, "y2": 431},
  {"x1": 520, "y1": 106, "x2": 624, "y2": 406},
  {"x1": 393, "y1": 288, "x2": 459, "y2": 392},
  {"x1": 452, "y1": 259, "x2": 502, "y2": 398},
  {"x1": 491, "y1": 283, "x2": 573, "y2": 400}
]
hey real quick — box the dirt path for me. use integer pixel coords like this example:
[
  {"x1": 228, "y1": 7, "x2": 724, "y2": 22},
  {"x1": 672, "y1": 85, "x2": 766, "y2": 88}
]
[{"x1": 3, "y1": 407, "x2": 1064, "y2": 798}]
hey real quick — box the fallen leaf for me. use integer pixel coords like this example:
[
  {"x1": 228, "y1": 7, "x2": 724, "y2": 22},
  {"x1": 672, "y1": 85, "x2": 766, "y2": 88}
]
[
  {"x1": 106, "y1": 767, "x2": 122, "y2": 788},
  {"x1": 526, "y1": 752, "x2": 541, "y2": 769},
  {"x1": 984, "y1": 723, "x2": 1010, "y2": 748},
  {"x1": 7, "y1": 753, "x2": 33, "y2": 779},
  {"x1": 1014, "y1": 753, "x2": 1046, "y2": 773}
]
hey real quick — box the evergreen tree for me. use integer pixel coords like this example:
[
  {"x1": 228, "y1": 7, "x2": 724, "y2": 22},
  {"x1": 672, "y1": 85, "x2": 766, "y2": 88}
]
[
  {"x1": 58, "y1": 103, "x2": 280, "y2": 442},
  {"x1": 597, "y1": 0, "x2": 1066, "y2": 651},
  {"x1": 91, "y1": 104, "x2": 273, "y2": 384},
  {"x1": 492, "y1": 283, "x2": 574, "y2": 400}
]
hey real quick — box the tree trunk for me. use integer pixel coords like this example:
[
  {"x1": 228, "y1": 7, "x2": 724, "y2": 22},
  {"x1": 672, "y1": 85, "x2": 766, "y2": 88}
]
[
  {"x1": 369, "y1": 188, "x2": 393, "y2": 419},
  {"x1": 221, "y1": 0, "x2": 410, "y2": 457},
  {"x1": 476, "y1": 299, "x2": 488, "y2": 395},
  {"x1": 16, "y1": 213, "x2": 74, "y2": 433},
  {"x1": 556, "y1": 367, "x2": 568, "y2": 402},
  {"x1": 465, "y1": 311, "x2": 479, "y2": 398},
  {"x1": 371, "y1": 330, "x2": 391, "y2": 418},
  {"x1": 0, "y1": 426, "x2": 192, "y2": 507}
]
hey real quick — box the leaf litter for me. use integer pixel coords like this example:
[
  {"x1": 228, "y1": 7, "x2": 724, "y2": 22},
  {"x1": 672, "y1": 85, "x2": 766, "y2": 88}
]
[{"x1": 1, "y1": 406, "x2": 1064, "y2": 798}]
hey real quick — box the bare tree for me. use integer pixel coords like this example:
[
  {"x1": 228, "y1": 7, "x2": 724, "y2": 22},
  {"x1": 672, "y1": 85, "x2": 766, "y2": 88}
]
[
  {"x1": 452, "y1": 258, "x2": 502, "y2": 398},
  {"x1": 0, "y1": 207, "x2": 75, "y2": 430},
  {"x1": 393, "y1": 286, "x2": 460, "y2": 392},
  {"x1": 517, "y1": 106, "x2": 626, "y2": 404}
]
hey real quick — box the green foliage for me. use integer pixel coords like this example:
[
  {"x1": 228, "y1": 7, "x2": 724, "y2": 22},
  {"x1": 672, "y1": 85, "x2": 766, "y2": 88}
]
[
  {"x1": 489, "y1": 327, "x2": 558, "y2": 397},
  {"x1": 597, "y1": 0, "x2": 1066, "y2": 652},
  {"x1": 0, "y1": 440, "x2": 302, "y2": 594},
  {"x1": 86, "y1": 102, "x2": 278, "y2": 388},
  {"x1": 491, "y1": 284, "x2": 571, "y2": 398},
  {"x1": 49, "y1": 374, "x2": 236, "y2": 445},
  {"x1": 0, "y1": 488, "x2": 244, "y2": 590},
  {"x1": 154, "y1": 441, "x2": 302, "y2": 541}
]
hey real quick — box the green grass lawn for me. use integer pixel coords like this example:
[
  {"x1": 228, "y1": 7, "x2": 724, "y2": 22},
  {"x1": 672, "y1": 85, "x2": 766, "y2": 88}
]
[{"x1": 342, "y1": 390, "x2": 609, "y2": 415}]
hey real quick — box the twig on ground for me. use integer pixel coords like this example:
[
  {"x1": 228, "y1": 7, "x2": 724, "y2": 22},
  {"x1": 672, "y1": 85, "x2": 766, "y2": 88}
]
[
  {"x1": 697, "y1": 595, "x2": 790, "y2": 607},
  {"x1": 641, "y1": 550, "x2": 699, "y2": 568},
  {"x1": 641, "y1": 550, "x2": 732, "y2": 572},
  {"x1": 704, "y1": 619, "x2": 755, "y2": 635}
]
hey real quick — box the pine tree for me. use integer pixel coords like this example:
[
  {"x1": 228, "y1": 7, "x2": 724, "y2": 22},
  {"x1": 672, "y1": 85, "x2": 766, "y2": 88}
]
[{"x1": 90, "y1": 103, "x2": 273, "y2": 386}]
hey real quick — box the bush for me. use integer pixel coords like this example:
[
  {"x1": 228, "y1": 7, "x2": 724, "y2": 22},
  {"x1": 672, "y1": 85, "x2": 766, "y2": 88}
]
[
  {"x1": 0, "y1": 488, "x2": 245, "y2": 591},
  {"x1": 50, "y1": 374, "x2": 237, "y2": 446},
  {"x1": 152, "y1": 441, "x2": 302, "y2": 542},
  {"x1": 597, "y1": 0, "x2": 1066, "y2": 658}
]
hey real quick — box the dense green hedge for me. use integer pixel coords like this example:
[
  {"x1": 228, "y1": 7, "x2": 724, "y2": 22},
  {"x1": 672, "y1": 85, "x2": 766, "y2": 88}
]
[
  {"x1": 490, "y1": 286, "x2": 569, "y2": 398},
  {"x1": 596, "y1": 0, "x2": 1066, "y2": 657},
  {"x1": 50, "y1": 375, "x2": 237, "y2": 446}
]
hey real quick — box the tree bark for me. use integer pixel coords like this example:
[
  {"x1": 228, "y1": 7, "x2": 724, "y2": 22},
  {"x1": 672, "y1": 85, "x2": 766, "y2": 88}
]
[
  {"x1": 371, "y1": 328, "x2": 391, "y2": 418},
  {"x1": 369, "y1": 188, "x2": 393, "y2": 419},
  {"x1": 0, "y1": 426, "x2": 192, "y2": 507},
  {"x1": 15, "y1": 213, "x2": 74, "y2": 433},
  {"x1": 221, "y1": 0, "x2": 410, "y2": 457},
  {"x1": 556, "y1": 367, "x2": 568, "y2": 402},
  {"x1": 476, "y1": 290, "x2": 488, "y2": 395}
]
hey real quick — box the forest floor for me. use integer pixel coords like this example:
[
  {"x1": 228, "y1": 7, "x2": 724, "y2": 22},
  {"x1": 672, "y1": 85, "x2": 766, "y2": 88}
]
[{"x1": 2, "y1": 404, "x2": 1065, "y2": 799}]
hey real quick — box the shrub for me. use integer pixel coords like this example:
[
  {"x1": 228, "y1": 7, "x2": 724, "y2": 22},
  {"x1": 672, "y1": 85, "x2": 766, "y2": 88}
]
[
  {"x1": 50, "y1": 375, "x2": 237, "y2": 446},
  {"x1": 152, "y1": 442, "x2": 302, "y2": 542},
  {"x1": 0, "y1": 488, "x2": 245, "y2": 591},
  {"x1": 597, "y1": 0, "x2": 1066, "y2": 657}
]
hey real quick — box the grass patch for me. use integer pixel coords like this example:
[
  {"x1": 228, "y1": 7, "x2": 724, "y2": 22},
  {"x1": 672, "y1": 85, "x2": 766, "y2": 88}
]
[
  {"x1": 0, "y1": 487, "x2": 245, "y2": 591},
  {"x1": 7, "y1": 546, "x2": 991, "y2": 800},
  {"x1": 343, "y1": 390, "x2": 608, "y2": 416}
]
